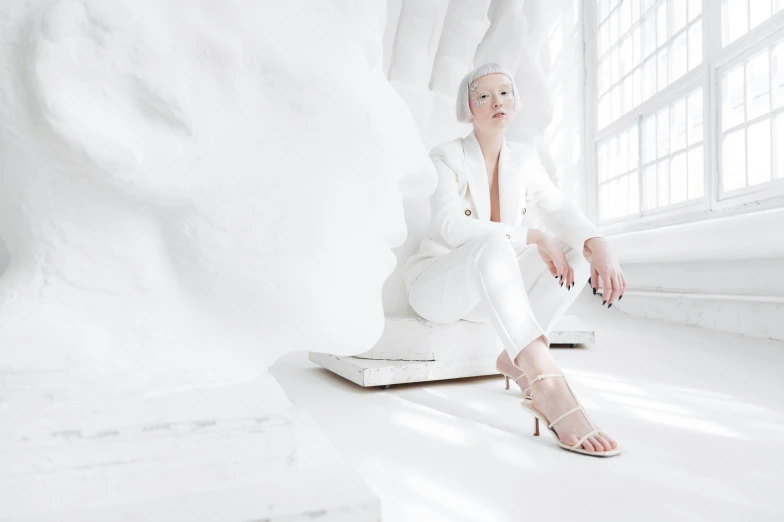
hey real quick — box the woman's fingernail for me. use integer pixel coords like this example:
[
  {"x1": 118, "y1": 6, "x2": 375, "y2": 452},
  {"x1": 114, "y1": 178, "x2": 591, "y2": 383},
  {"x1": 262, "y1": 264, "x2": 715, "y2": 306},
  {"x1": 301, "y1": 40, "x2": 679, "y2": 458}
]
[
  {"x1": 592, "y1": 288, "x2": 596, "y2": 295},
  {"x1": 560, "y1": 282, "x2": 563, "y2": 287},
  {"x1": 619, "y1": 295, "x2": 623, "y2": 300},
  {"x1": 608, "y1": 303, "x2": 612, "y2": 309},
  {"x1": 602, "y1": 300, "x2": 607, "y2": 305}
]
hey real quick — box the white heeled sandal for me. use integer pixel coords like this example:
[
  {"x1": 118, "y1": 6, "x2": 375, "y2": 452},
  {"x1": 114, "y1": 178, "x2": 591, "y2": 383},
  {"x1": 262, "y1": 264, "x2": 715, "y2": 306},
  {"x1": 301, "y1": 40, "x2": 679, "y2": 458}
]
[{"x1": 520, "y1": 373, "x2": 625, "y2": 457}]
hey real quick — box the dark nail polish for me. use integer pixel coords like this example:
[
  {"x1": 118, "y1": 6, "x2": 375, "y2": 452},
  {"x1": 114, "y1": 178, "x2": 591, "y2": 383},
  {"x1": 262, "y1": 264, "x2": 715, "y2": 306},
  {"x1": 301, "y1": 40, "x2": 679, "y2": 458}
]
[
  {"x1": 602, "y1": 300, "x2": 607, "y2": 305},
  {"x1": 560, "y1": 282, "x2": 563, "y2": 287},
  {"x1": 619, "y1": 295, "x2": 623, "y2": 300},
  {"x1": 608, "y1": 303, "x2": 612, "y2": 309},
  {"x1": 555, "y1": 276, "x2": 559, "y2": 278},
  {"x1": 592, "y1": 288, "x2": 596, "y2": 295}
]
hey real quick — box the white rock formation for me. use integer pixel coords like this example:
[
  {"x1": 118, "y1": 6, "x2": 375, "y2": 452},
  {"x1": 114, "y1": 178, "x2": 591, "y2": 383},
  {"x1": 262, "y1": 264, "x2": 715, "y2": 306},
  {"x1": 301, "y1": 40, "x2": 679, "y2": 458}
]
[{"x1": 0, "y1": 0, "x2": 436, "y2": 518}]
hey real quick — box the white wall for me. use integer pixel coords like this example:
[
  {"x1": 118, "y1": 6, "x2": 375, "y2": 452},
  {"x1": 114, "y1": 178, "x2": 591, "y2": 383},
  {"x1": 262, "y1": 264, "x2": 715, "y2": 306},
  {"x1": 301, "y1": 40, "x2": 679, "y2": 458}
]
[
  {"x1": 0, "y1": 239, "x2": 7, "y2": 275},
  {"x1": 538, "y1": 0, "x2": 588, "y2": 213}
]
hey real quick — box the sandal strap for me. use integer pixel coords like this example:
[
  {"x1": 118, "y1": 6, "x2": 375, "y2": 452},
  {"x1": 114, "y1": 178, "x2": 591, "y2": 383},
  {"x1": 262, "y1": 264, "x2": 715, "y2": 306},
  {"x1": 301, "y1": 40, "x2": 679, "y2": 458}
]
[
  {"x1": 572, "y1": 429, "x2": 603, "y2": 450},
  {"x1": 546, "y1": 405, "x2": 583, "y2": 429},
  {"x1": 529, "y1": 373, "x2": 564, "y2": 386},
  {"x1": 525, "y1": 373, "x2": 564, "y2": 399}
]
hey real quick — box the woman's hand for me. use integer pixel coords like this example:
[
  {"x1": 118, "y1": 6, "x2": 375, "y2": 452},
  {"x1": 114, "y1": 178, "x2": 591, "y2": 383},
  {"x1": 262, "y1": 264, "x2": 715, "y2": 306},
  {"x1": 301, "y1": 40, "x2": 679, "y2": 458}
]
[
  {"x1": 584, "y1": 238, "x2": 626, "y2": 308},
  {"x1": 531, "y1": 230, "x2": 575, "y2": 291}
]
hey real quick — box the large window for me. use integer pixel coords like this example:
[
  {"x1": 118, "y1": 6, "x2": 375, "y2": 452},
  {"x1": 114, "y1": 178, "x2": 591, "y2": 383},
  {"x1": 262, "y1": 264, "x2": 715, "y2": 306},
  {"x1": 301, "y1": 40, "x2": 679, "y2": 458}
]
[{"x1": 589, "y1": 0, "x2": 784, "y2": 229}]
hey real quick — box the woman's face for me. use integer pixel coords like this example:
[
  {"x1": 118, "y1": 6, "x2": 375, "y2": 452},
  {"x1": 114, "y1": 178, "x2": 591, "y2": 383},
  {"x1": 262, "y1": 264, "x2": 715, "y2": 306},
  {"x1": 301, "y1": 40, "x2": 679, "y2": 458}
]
[{"x1": 468, "y1": 73, "x2": 516, "y2": 130}]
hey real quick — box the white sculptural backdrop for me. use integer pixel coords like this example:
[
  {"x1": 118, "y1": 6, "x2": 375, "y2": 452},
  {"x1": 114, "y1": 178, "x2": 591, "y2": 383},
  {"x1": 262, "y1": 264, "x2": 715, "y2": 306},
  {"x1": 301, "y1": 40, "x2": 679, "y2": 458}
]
[
  {"x1": 0, "y1": 0, "x2": 437, "y2": 390},
  {"x1": 382, "y1": 0, "x2": 559, "y2": 315}
]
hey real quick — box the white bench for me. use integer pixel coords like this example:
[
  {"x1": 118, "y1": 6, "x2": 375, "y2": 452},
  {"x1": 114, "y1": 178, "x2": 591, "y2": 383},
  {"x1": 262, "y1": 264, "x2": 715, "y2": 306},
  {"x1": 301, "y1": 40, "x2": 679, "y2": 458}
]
[{"x1": 309, "y1": 310, "x2": 595, "y2": 389}]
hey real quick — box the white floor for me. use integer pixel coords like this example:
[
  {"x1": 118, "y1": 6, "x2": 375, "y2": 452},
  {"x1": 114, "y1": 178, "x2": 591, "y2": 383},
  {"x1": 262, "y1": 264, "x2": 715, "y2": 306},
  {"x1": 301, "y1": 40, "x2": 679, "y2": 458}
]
[{"x1": 270, "y1": 289, "x2": 784, "y2": 522}]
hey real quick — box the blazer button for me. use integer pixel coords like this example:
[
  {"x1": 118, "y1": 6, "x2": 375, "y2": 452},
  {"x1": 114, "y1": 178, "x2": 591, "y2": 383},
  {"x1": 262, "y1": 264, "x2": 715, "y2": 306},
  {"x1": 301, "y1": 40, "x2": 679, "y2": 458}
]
[
  {"x1": 465, "y1": 209, "x2": 472, "y2": 216},
  {"x1": 521, "y1": 208, "x2": 527, "y2": 215}
]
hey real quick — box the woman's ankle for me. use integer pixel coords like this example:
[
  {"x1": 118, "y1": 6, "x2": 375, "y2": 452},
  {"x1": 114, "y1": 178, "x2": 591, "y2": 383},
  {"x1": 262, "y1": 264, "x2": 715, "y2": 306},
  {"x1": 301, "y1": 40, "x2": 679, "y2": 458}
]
[{"x1": 512, "y1": 336, "x2": 556, "y2": 376}]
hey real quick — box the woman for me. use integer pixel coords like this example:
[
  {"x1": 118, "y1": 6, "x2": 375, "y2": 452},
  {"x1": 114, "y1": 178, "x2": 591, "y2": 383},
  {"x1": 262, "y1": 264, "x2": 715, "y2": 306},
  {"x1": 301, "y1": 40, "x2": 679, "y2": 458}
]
[{"x1": 402, "y1": 63, "x2": 626, "y2": 457}]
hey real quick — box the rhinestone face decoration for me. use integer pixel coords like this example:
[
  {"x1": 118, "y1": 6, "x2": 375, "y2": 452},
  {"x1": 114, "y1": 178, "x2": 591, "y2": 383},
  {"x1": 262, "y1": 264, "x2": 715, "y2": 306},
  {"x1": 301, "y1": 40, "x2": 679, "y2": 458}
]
[
  {"x1": 469, "y1": 81, "x2": 486, "y2": 107},
  {"x1": 469, "y1": 76, "x2": 515, "y2": 107}
]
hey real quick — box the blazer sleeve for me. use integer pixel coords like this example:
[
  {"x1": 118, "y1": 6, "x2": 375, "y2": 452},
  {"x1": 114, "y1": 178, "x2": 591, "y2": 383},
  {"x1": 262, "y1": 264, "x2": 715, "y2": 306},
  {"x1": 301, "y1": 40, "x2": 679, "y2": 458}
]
[
  {"x1": 523, "y1": 150, "x2": 605, "y2": 253},
  {"x1": 427, "y1": 158, "x2": 529, "y2": 250}
]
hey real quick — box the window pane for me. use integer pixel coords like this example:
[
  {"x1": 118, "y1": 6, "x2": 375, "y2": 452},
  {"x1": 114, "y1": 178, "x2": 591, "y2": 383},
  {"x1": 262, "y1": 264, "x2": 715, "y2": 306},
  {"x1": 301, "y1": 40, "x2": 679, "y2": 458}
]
[
  {"x1": 657, "y1": 47, "x2": 668, "y2": 91},
  {"x1": 629, "y1": 124, "x2": 639, "y2": 168},
  {"x1": 610, "y1": 47, "x2": 619, "y2": 84},
  {"x1": 688, "y1": 0, "x2": 702, "y2": 21},
  {"x1": 633, "y1": 68, "x2": 642, "y2": 107},
  {"x1": 599, "y1": 94, "x2": 611, "y2": 128},
  {"x1": 610, "y1": 9, "x2": 619, "y2": 46},
  {"x1": 632, "y1": 26, "x2": 642, "y2": 68},
  {"x1": 671, "y1": 152, "x2": 688, "y2": 204},
  {"x1": 600, "y1": 21, "x2": 610, "y2": 56},
  {"x1": 672, "y1": 0, "x2": 688, "y2": 34},
  {"x1": 774, "y1": 42, "x2": 784, "y2": 109},
  {"x1": 645, "y1": 165, "x2": 657, "y2": 209},
  {"x1": 644, "y1": 115, "x2": 657, "y2": 163},
  {"x1": 611, "y1": 84, "x2": 621, "y2": 120},
  {"x1": 722, "y1": 128, "x2": 747, "y2": 191},
  {"x1": 643, "y1": 14, "x2": 657, "y2": 57},
  {"x1": 599, "y1": 183, "x2": 609, "y2": 220},
  {"x1": 688, "y1": 145, "x2": 704, "y2": 198},
  {"x1": 670, "y1": 31, "x2": 688, "y2": 83},
  {"x1": 657, "y1": 2, "x2": 669, "y2": 47},
  {"x1": 619, "y1": 173, "x2": 630, "y2": 215},
  {"x1": 642, "y1": 57, "x2": 657, "y2": 100},
  {"x1": 599, "y1": 58, "x2": 609, "y2": 93},
  {"x1": 620, "y1": 35, "x2": 633, "y2": 76},
  {"x1": 599, "y1": 0, "x2": 610, "y2": 22},
  {"x1": 722, "y1": 64, "x2": 745, "y2": 130},
  {"x1": 608, "y1": 177, "x2": 619, "y2": 218},
  {"x1": 750, "y1": 0, "x2": 772, "y2": 30},
  {"x1": 608, "y1": 135, "x2": 618, "y2": 179},
  {"x1": 657, "y1": 108, "x2": 670, "y2": 158},
  {"x1": 724, "y1": 0, "x2": 749, "y2": 45},
  {"x1": 688, "y1": 21, "x2": 702, "y2": 70},
  {"x1": 746, "y1": 49, "x2": 770, "y2": 120},
  {"x1": 622, "y1": 75, "x2": 633, "y2": 114},
  {"x1": 671, "y1": 98, "x2": 687, "y2": 152},
  {"x1": 598, "y1": 141, "x2": 608, "y2": 182},
  {"x1": 657, "y1": 160, "x2": 670, "y2": 206},
  {"x1": 747, "y1": 119, "x2": 772, "y2": 186},
  {"x1": 620, "y1": 0, "x2": 631, "y2": 34},
  {"x1": 629, "y1": 170, "x2": 640, "y2": 213},
  {"x1": 688, "y1": 89, "x2": 704, "y2": 145},
  {"x1": 619, "y1": 129, "x2": 629, "y2": 174}
]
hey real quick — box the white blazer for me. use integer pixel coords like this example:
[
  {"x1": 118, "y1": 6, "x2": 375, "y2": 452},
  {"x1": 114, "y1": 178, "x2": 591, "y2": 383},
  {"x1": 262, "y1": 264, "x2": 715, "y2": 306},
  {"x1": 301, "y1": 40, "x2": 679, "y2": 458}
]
[{"x1": 403, "y1": 130, "x2": 604, "y2": 293}]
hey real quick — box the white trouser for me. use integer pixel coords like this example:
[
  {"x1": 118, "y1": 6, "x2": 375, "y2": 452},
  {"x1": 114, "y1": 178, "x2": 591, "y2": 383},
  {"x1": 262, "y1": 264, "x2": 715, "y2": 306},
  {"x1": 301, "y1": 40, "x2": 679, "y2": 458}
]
[{"x1": 408, "y1": 231, "x2": 590, "y2": 362}]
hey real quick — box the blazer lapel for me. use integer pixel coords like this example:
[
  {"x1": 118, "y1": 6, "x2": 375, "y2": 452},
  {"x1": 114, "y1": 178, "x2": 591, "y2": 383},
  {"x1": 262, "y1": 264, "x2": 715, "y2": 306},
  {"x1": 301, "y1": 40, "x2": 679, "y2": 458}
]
[{"x1": 461, "y1": 131, "x2": 491, "y2": 222}]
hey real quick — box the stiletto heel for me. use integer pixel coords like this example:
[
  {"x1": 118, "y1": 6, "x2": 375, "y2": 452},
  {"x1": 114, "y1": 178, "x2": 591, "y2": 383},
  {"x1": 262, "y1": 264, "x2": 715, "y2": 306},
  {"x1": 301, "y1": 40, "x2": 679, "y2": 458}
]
[
  {"x1": 498, "y1": 369, "x2": 528, "y2": 396},
  {"x1": 520, "y1": 373, "x2": 625, "y2": 457}
]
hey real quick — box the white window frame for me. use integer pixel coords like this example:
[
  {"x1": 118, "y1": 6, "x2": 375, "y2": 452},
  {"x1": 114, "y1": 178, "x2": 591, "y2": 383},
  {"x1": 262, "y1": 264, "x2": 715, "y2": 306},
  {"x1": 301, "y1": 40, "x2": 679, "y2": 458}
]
[{"x1": 585, "y1": 0, "x2": 784, "y2": 236}]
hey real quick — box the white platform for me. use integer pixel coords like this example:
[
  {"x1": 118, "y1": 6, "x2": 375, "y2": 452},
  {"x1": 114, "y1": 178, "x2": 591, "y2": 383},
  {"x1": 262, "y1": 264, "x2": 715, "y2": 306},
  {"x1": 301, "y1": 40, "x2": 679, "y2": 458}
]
[
  {"x1": 0, "y1": 378, "x2": 379, "y2": 521},
  {"x1": 310, "y1": 314, "x2": 596, "y2": 387}
]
